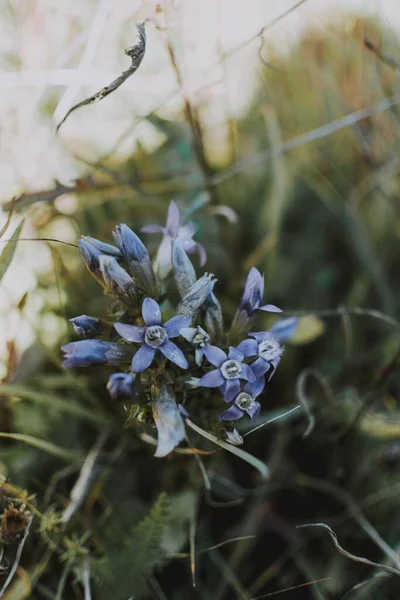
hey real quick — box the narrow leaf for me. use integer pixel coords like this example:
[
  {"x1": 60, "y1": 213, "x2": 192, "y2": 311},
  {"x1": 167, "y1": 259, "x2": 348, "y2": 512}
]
[
  {"x1": 185, "y1": 419, "x2": 269, "y2": 478},
  {"x1": 0, "y1": 432, "x2": 81, "y2": 461},
  {"x1": 0, "y1": 219, "x2": 24, "y2": 283}
]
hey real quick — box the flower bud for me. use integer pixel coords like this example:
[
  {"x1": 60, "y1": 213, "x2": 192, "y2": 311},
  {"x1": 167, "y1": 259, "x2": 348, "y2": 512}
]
[
  {"x1": 107, "y1": 372, "x2": 136, "y2": 401},
  {"x1": 172, "y1": 238, "x2": 196, "y2": 298},
  {"x1": 99, "y1": 255, "x2": 138, "y2": 308},
  {"x1": 151, "y1": 378, "x2": 186, "y2": 457},
  {"x1": 204, "y1": 291, "x2": 223, "y2": 338},
  {"x1": 223, "y1": 427, "x2": 243, "y2": 446},
  {"x1": 62, "y1": 340, "x2": 130, "y2": 368},
  {"x1": 83, "y1": 236, "x2": 121, "y2": 257},
  {"x1": 70, "y1": 315, "x2": 101, "y2": 338},
  {"x1": 113, "y1": 224, "x2": 158, "y2": 296},
  {"x1": 78, "y1": 239, "x2": 105, "y2": 286},
  {"x1": 177, "y1": 273, "x2": 216, "y2": 317}
]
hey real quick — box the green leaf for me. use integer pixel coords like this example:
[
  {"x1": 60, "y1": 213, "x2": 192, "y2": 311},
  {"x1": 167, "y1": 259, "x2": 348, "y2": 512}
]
[
  {"x1": 0, "y1": 432, "x2": 81, "y2": 462},
  {"x1": 0, "y1": 219, "x2": 25, "y2": 282},
  {"x1": 185, "y1": 419, "x2": 269, "y2": 479}
]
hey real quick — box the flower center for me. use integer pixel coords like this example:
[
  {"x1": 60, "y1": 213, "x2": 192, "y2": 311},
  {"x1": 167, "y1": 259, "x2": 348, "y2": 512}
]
[
  {"x1": 235, "y1": 392, "x2": 253, "y2": 410},
  {"x1": 192, "y1": 332, "x2": 209, "y2": 347},
  {"x1": 221, "y1": 360, "x2": 242, "y2": 380},
  {"x1": 258, "y1": 335, "x2": 281, "y2": 361},
  {"x1": 145, "y1": 325, "x2": 167, "y2": 347}
]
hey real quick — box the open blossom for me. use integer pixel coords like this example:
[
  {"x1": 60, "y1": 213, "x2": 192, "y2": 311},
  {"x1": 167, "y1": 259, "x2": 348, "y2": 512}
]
[
  {"x1": 199, "y1": 345, "x2": 256, "y2": 402},
  {"x1": 141, "y1": 201, "x2": 206, "y2": 278},
  {"x1": 218, "y1": 378, "x2": 265, "y2": 422},
  {"x1": 114, "y1": 298, "x2": 191, "y2": 373},
  {"x1": 180, "y1": 326, "x2": 211, "y2": 365},
  {"x1": 237, "y1": 331, "x2": 283, "y2": 377}
]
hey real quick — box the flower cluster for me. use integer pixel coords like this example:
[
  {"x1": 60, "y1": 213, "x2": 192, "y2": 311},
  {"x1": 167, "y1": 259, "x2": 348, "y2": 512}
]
[{"x1": 62, "y1": 201, "x2": 298, "y2": 457}]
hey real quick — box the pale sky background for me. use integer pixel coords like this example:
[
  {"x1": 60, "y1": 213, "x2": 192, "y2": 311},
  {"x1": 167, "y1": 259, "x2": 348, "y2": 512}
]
[{"x1": 0, "y1": 0, "x2": 399, "y2": 370}]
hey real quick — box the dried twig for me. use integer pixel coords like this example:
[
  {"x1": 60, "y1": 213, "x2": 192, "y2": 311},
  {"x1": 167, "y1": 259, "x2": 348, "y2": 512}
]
[
  {"x1": 297, "y1": 523, "x2": 400, "y2": 577},
  {"x1": 0, "y1": 514, "x2": 34, "y2": 598},
  {"x1": 56, "y1": 23, "x2": 146, "y2": 132}
]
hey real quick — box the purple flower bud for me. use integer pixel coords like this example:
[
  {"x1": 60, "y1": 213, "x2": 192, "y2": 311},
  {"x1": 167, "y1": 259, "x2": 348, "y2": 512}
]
[
  {"x1": 172, "y1": 238, "x2": 196, "y2": 298},
  {"x1": 99, "y1": 255, "x2": 138, "y2": 307},
  {"x1": 113, "y1": 224, "x2": 158, "y2": 296},
  {"x1": 61, "y1": 340, "x2": 130, "y2": 368},
  {"x1": 69, "y1": 315, "x2": 101, "y2": 338},
  {"x1": 177, "y1": 273, "x2": 216, "y2": 317},
  {"x1": 223, "y1": 427, "x2": 243, "y2": 445},
  {"x1": 78, "y1": 239, "x2": 105, "y2": 285},
  {"x1": 107, "y1": 372, "x2": 136, "y2": 401},
  {"x1": 151, "y1": 378, "x2": 186, "y2": 457},
  {"x1": 83, "y1": 236, "x2": 121, "y2": 257}
]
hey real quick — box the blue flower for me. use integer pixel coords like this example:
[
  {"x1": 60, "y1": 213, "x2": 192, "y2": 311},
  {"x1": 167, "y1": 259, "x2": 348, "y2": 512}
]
[
  {"x1": 238, "y1": 267, "x2": 282, "y2": 318},
  {"x1": 113, "y1": 224, "x2": 158, "y2": 296},
  {"x1": 69, "y1": 315, "x2": 101, "y2": 338},
  {"x1": 180, "y1": 326, "x2": 211, "y2": 366},
  {"x1": 268, "y1": 317, "x2": 299, "y2": 342},
  {"x1": 114, "y1": 298, "x2": 191, "y2": 373},
  {"x1": 61, "y1": 340, "x2": 129, "y2": 368},
  {"x1": 199, "y1": 345, "x2": 256, "y2": 402},
  {"x1": 218, "y1": 378, "x2": 264, "y2": 422},
  {"x1": 237, "y1": 331, "x2": 283, "y2": 378},
  {"x1": 107, "y1": 372, "x2": 136, "y2": 401},
  {"x1": 141, "y1": 201, "x2": 206, "y2": 278},
  {"x1": 99, "y1": 255, "x2": 138, "y2": 307}
]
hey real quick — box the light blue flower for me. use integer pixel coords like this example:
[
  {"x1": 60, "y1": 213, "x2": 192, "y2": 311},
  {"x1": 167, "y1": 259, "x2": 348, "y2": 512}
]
[
  {"x1": 62, "y1": 340, "x2": 129, "y2": 368},
  {"x1": 114, "y1": 298, "x2": 191, "y2": 373}
]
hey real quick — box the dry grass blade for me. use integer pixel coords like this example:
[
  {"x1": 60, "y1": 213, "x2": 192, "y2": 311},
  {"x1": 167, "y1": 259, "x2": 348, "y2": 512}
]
[
  {"x1": 56, "y1": 23, "x2": 146, "y2": 132},
  {"x1": 249, "y1": 577, "x2": 331, "y2": 599},
  {"x1": 297, "y1": 523, "x2": 400, "y2": 577},
  {"x1": 0, "y1": 515, "x2": 34, "y2": 599}
]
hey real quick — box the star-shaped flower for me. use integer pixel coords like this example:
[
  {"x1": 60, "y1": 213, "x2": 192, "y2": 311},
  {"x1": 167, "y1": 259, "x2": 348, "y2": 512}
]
[
  {"x1": 114, "y1": 298, "x2": 191, "y2": 373},
  {"x1": 237, "y1": 331, "x2": 283, "y2": 377},
  {"x1": 218, "y1": 378, "x2": 265, "y2": 422},
  {"x1": 198, "y1": 345, "x2": 256, "y2": 402}
]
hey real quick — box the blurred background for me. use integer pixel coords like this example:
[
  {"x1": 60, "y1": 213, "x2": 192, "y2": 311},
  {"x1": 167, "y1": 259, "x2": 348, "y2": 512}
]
[{"x1": 0, "y1": 0, "x2": 400, "y2": 598}]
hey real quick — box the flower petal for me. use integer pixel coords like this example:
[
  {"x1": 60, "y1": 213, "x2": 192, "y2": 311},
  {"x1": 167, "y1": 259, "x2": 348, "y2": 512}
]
[
  {"x1": 141, "y1": 224, "x2": 164, "y2": 234},
  {"x1": 266, "y1": 355, "x2": 282, "y2": 381},
  {"x1": 179, "y1": 327, "x2": 196, "y2": 342},
  {"x1": 251, "y1": 357, "x2": 270, "y2": 378},
  {"x1": 198, "y1": 369, "x2": 225, "y2": 388},
  {"x1": 142, "y1": 297, "x2": 161, "y2": 326},
  {"x1": 203, "y1": 344, "x2": 227, "y2": 367},
  {"x1": 236, "y1": 338, "x2": 258, "y2": 357},
  {"x1": 218, "y1": 404, "x2": 244, "y2": 422},
  {"x1": 258, "y1": 304, "x2": 282, "y2": 313},
  {"x1": 224, "y1": 379, "x2": 241, "y2": 403},
  {"x1": 240, "y1": 363, "x2": 257, "y2": 382},
  {"x1": 196, "y1": 242, "x2": 207, "y2": 266},
  {"x1": 131, "y1": 344, "x2": 156, "y2": 372},
  {"x1": 164, "y1": 315, "x2": 191, "y2": 338},
  {"x1": 195, "y1": 347, "x2": 203, "y2": 366},
  {"x1": 166, "y1": 200, "x2": 180, "y2": 236},
  {"x1": 246, "y1": 401, "x2": 261, "y2": 421},
  {"x1": 228, "y1": 346, "x2": 244, "y2": 362},
  {"x1": 159, "y1": 340, "x2": 188, "y2": 369},
  {"x1": 244, "y1": 377, "x2": 265, "y2": 398},
  {"x1": 114, "y1": 323, "x2": 145, "y2": 343},
  {"x1": 269, "y1": 317, "x2": 299, "y2": 341}
]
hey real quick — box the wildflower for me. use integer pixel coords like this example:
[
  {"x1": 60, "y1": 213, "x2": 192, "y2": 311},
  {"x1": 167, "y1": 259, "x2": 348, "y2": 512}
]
[
  {"x1": 180, "y1": 325, "x2": 211, "y2": 365},
  {"x1": 141, "y1": 200, "x2": 206, "y2": 278},
  {"x1": 113, "y1": 224, "x2": 158, "y2": 296},
  {"x1": 233, "y1": 267, "x2": 282, "y2": 330},
  {"x1": 151, "y1": 377, "x2": 186, "y2": 457},
  {"x1": 177, "y1": 273, "x2": 216, "y2": 317},
  {"x1": 62, "y1": 340, "x2": 129, "y2": 368},
  {"x1": 199, "y1": 345, "x2": 256, "y2": 402},
  {"x1": 107, "y1": 372, "x2": 136, "y2": 401},
  {"x1": 218, "y1": 378, "x2": 264, "y2": 422},
  {"x1": 238, "y1": 332, "x2": 283, "y2": 377},
  {"x1": 172, "y1": 237, "x2": 196, "y2": 297},
  {"x1": 223, "y1": 427, "x2": 243, "y2": 445},
  {"x1": 83, "y1": 236, "x2": 121, "y2": 257},
  {"x1": 99, "y1": 255, "x2": 138, "y2": 307},
  {"x1": 70, "y1": 315, "x2": 101, "y2": 338},
  {"x1": 114, "y1": 297, "x2": 191, "y2": 373}
]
